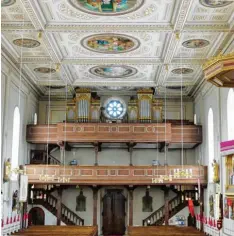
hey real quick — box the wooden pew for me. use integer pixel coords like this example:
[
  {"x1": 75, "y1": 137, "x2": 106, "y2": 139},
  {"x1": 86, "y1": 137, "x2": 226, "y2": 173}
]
[
  {"x1": 12, "y1": 225, "x2": 98, "y2": 236},
  {"x1": 128, "y1": 226, "x2": 205, "y2": 236}
]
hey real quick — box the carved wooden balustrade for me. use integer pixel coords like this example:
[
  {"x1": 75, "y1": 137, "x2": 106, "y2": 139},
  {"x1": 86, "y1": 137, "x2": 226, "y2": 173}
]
[
  {"x1": 26, "y1": 123, "x2": 202, "y2": 148},
  {"x1": 30, "y1": 150, "x2": 60, "y2": 165},
  {"x1": 29, "y1": 188, "x2": 84, "y2": 226},
  {"x1": 25, "y1": 165, "x2": 207, "y2": 185},
  {"x1": 143, "y1": 190, "x2": 199, "y2": 226}
]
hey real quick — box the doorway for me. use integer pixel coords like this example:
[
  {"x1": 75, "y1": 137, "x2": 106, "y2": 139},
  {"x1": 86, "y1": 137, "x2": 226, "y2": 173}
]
[
  {"x1": 102, "y1": 189, "x2": 126, "y2": 235},
  {"x1": 28, "y1": 207, "x2": 45, "y2": 226}
]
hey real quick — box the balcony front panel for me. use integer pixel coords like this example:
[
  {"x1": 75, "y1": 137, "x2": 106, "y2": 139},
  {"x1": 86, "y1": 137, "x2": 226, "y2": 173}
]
[
  {"x1": 25, "y1": 165, "x2": 207, "y2": 185},
  {"x1": 26, "y1": 125, "x2": 58, "y2": 143},
  {"x1": 27, "y1": 123, "x2": 172, "y2": 144}
]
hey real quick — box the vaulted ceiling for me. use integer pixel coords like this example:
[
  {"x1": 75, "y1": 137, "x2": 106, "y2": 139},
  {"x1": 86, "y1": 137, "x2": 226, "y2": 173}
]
[{"x1": 1, "y1": 0, "x2": 234, "y2": 99}]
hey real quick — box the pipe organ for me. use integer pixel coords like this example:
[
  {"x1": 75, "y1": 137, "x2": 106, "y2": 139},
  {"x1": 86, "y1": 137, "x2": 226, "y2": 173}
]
[
  {"x1": 66, "y1": 88, "x2": 163, "y2": 123},
  {"x1": 128, "y1": 99, "x2": 138, "y2": 123},
  {"x1": 137, "y1": 89, "x2": 153, "y2": 123},
  {"x1": 90, "y1": 98, "x2": 101, "y2": 122}
]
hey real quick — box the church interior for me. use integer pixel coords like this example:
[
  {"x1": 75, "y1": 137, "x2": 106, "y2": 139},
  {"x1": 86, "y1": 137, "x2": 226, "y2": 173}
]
[{"x1": 1, "y1": 0, "x2": 234, "y2": 235}]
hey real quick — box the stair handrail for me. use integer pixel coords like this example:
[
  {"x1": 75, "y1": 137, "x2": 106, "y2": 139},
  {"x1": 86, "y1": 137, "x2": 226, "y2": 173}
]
[
  {"x1": 61, "y1": 202, "x2": 84, "y2": 226},
  {"x1": 142, "y1": 194, "x2": 182, "y2": 226},
  {"x1": 30, "y1": 150, "x2": 61, "y2": 165},
  {"x1": 29, "y1": 189, "x2": 84, "y2": 225}
]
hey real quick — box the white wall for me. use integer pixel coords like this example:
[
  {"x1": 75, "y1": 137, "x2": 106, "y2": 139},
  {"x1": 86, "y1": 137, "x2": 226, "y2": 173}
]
[
  {"x1": 194, "y1": 84, "x2": 234, "y2": 236},
  {"x1": 1, "y1": 56, "x2": 39, "y2": 224},
  {"x1": 133, "y1": 186, "x2": 176, "y2": 226},
  {"x1": 51, "y1": 148, "x2": 196, "y2": 166},
  {"x1": 28, "y1": 205, "x2": 65, "y2": 225}
]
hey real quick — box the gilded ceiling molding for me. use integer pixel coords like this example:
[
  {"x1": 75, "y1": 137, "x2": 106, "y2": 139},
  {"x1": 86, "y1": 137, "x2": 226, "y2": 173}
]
[
  {"x1": 45, "y1": 24, "x2": 172, "y2": 32},
  {"x1": 19, "y1": 0, "x2": 46, "y2": 30},
  {"x1": 1, "y1": 23, "x2": 231, "y2": 33},
  {"x1": 173, "y1": 0, "x2": 193, "y2": 31}
]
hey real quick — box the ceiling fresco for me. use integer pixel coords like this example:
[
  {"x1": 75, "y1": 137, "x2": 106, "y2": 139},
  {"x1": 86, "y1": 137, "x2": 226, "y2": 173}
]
[
  {"x1": 89, "y1": 65, "x2": 137, "y2": 78},
  {"x1": 1, "y1": 0, "x2": 16, "y2": 7},
  {"x1": 68, "y1": 0, "x2": 144, "y2": 15},
  {"x1": 1, "y1": 0, "x2": 234, "y2": 98},
  {"x1": 81, "y1": 34, "x2": 140, "y2": 54},
  {"x1": 13, "y1": 38, "x2": 41, "y2": 48}
]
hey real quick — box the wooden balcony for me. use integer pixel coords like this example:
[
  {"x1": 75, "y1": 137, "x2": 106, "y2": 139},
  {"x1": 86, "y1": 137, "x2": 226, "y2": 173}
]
[
  {"x1": 25, "y1": 165, "x2": 207, "y2": 185},
  {"x1": 26, "y1": 123, "x2": 202, "y2": 148}
]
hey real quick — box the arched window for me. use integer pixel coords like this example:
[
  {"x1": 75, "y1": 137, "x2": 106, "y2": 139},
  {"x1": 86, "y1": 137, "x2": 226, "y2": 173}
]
[
  {"x1": 194, "y1": 114, "x2": 197, "y2": 125},
  {"x1": 208, "y1": 108, "x2": 214, "y2": 182},
  {"x1": 11, "y1": 107, "x2": 20, "y2": 180},
  {"x1": 227, "y1": 89, "x2": 234, "y2": 140},
  {"x1": 34, "y1": 113, "x2": 37, "y2": 125}
]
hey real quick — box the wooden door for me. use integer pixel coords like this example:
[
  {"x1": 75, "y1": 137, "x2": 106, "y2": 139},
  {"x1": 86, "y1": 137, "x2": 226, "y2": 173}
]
[
  {"x1": 102, "y1": 189, "x2": 125, "y2": 235},
  {"x1": 28, "y1": 207, "x2": 45, "y2": 226}
]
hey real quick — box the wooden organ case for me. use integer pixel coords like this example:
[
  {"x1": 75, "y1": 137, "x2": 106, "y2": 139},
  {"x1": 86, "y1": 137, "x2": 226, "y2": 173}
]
[{"x1": 66, "y1": 88, "x2": 163, "y2": 123}]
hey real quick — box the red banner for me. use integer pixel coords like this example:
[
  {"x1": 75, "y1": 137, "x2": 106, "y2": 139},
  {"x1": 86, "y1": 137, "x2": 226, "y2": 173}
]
[{"x1": 188, "y1": 199, "x2": 195, "y2": 217}]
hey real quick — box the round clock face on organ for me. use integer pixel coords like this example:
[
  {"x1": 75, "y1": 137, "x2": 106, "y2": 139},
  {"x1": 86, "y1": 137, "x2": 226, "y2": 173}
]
[
  {"x1": 68, "y1": 0, "x2": 144, "y2": 16},
  {"x1": 103, "y1": 97, "x2": 127, "y2": 119}
]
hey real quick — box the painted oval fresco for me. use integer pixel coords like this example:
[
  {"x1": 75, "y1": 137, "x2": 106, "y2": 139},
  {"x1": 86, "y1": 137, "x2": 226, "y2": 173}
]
[
  {"x1": 182, "y1": 39, "x2": 210, "y2": 49},
  {"x1": 199, "y1": 0, "x2": 233, "y2": 8},
  {"x1": 82, "y1": 34, "x2": 140, "y2": 53},
  {"x1": 34, "y1": 67, "x2": 56, "y2": 74},
  {"x1": 1, "y1": 0, "x2": 16, "y2": 7},
  {"x1": 90, "y1": 65, "x2": 137, "y2": 78},
  {"x1": 13, "y1": 38, "x2": 40, "y2": 48},
  {"x1": 68, "y1": 0, "x2": 144, "y2": 15},
  {"x1": 171, "y1": 68, "x2": 194, "y2": 75}
]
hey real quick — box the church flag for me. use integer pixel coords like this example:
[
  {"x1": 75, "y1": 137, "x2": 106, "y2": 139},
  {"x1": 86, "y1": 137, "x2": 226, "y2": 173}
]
[{"x1": 188, "y1": 199, "x2": 195, "y2": 217}]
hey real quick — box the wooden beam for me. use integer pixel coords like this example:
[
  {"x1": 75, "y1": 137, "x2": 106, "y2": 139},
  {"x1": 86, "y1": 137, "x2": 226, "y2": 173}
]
[
  {"x1": 56, "y1": 188, "x2": 63, "y2": 225},
  {"x1": 94, "y1": 143, "x2": 99, "y2": 166},
  {"x1": 128, "y1": 143, "x2": 135, "y2": 166},
  {"x1": 200, "y1": 186, "x2": 204, "y2": 232},
  {"x1": 25, "y1": 165, "x2": 208, "y2": 185},
  {"x1": 92, "y1": 186, "x2": 99, "y2": 226},
  {"x1": 159, "y1": 142, "x2": 166, "y2": 152},
  {"x1": 164, "y1": 186, "x2": 170, "y2": 225},
  {"x1": 128, "y1": 187, "x2": 135, "y2": 226}
]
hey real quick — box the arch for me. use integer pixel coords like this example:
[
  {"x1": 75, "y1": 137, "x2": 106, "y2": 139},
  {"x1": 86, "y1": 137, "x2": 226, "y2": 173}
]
[
  {"x1": 34, "y1": 113, "x2": 38, "y2": 125},
  {"x1": 11, "y1": 106, "x2": 20, "y2": 180},
  {"x1": 28, "y1": 207, "x2": 45, "y2": 226},
  {"x1": 194, "y1": 114, "x2": 197, "y2": 125},
  {"x1": 227, "y1": 89, "x2": 234, "y2": 140},
  {"x1": 208, "y1": 108, "x2": 214, "y2": 182}
]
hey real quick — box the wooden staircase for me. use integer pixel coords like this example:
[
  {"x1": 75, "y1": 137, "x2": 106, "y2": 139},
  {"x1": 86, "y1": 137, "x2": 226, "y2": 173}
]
[
  {"x1": 30, "y1": 150, "x2": 61, "y2": 165},
  {"x1": 29, "y1": 189, "x2": 84, "y2": 226},
  {"x1": 142, "y1": 189, "x2": 198, "y2": 226}
]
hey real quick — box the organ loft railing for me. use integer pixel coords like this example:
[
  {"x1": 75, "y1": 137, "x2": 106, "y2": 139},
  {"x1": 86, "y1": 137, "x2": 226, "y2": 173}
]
[{"x1": 66, "y1": 88, "x2": 163, "y2": 123}]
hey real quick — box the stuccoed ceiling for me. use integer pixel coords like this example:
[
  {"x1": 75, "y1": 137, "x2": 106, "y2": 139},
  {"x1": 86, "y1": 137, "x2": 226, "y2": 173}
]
[{"x1": 1, "y1": 0, "x2": 234, "y2": 99}]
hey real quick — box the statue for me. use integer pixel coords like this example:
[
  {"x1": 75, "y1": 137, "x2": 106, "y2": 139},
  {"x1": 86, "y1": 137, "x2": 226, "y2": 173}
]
[
  {"x1": 76, "y1": 190, "x2": 86, "y2": 212},
  {"x1": 4, "y1": 158, "x2": 11, "y2": 182},
  {"x1": 212, "y1": 159, "x2": 220, "y2": 183},
  {"x1": 12, "y1": 190, "x2": 18, "y2": 211},
  {"x1": 142, "y1": 189, "x2": 153, "y2": 212}
]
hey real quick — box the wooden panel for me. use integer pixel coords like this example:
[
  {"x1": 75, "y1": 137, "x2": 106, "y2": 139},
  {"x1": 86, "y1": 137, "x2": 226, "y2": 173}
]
[
  {"x1": 27, "y1": 125, "x2": 58, "y2": 144},
  {"x1": 171, "y1": 125, "x2": 202, "y2": 143},
  {"x1": 25, "y1": 165, "x2": 208, "y2": 185},
  {"x1": 26, "y1": 123, "x2": 202, "y2": 146},
  {"x1": 27, "y1": 123, "x2": 173, "y2": 143}
]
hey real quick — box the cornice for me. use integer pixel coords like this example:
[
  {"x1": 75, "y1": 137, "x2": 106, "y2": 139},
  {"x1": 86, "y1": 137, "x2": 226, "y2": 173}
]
[
  {"x1": 1, "y1": 23, "x2": 232, "y2": 33},
  {"x1": 19, "y1": 0, "x2": 46, "y2": 30},
  {"x1": 1, "y1": 47, "x2": 43, "y2": 97},
  {"x1": 45, "y1": 23, "x2": 173, "y2": 32},
  {"x1": 173, "y1": 0, "x2": 193, "y2": 31},
  {"x1": 1, "y1": 22, "x2": 35, "y2": 31}
]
